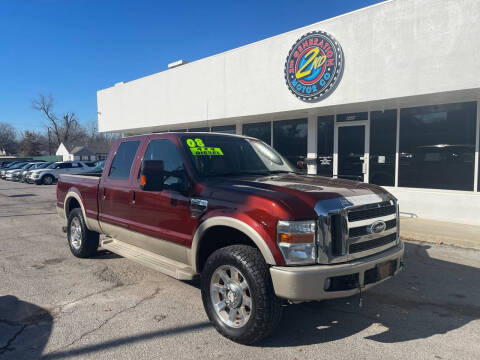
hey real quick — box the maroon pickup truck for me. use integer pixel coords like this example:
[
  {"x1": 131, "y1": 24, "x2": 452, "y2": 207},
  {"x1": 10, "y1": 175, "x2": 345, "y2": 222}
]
[{"x1": 57, "y1": 132, "x2": 404, "y2": 344}]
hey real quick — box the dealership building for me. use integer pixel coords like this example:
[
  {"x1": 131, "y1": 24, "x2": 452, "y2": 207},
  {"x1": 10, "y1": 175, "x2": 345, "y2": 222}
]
[{"x1": 97, "y1": 0, "x2": 480, "y2": 225}]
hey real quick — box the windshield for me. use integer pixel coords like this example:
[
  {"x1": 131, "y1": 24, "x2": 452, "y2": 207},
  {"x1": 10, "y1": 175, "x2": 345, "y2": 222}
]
[
  {"x1": 181, "y1": 134, "x2": 296, "y2": 177},
  {"x1": 33, "y1": 162, "x2": 50, "y2": 169},
  {"x1": 47, "y1": 162, "x2": 60, "y2": 169},
  {"x1": 89, "y1": 160, "x2": 105, "y2": 172}
]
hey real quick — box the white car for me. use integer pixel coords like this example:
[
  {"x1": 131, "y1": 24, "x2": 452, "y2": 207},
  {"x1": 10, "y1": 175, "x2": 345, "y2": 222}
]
[
  {"x1": 29, "y1": 161, "x2": 95, "y2": 185},
  {"x1": 4, "y1": 162, "x2": 39, "y2": 181}
]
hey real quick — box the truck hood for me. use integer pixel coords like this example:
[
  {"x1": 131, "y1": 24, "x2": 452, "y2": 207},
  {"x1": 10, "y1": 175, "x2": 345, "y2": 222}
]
[{"x1": 205, "y1": 173, "x2": 394, "y2": 218}]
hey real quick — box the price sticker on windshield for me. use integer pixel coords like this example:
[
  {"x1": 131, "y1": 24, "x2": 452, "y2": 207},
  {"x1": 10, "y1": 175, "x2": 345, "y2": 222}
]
[{"x1": 186, "y1": 138, "x2": 224, "y2": 156}]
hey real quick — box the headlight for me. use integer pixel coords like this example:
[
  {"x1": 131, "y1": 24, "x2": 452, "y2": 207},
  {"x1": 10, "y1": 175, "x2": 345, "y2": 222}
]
[{"x1": 277, "y1": 220, "x2": 316, "y2": 265}]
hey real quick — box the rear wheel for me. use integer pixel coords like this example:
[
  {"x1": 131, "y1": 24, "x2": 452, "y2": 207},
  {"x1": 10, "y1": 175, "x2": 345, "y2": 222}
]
[
  {"x1": 67, "y1": 208, "x2": 99, "y2": 258},
  {"x1": 201, "y1": 245, "x2": 282, "y2": 344},
  {"x1": 42, "y1": 174, "x2": 54, "y2": 185}
]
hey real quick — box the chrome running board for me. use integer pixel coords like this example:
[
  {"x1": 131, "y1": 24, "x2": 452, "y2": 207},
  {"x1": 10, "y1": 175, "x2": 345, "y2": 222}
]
[{"x1": 101, "y1": 238, "x2": 197, "y2": 280}]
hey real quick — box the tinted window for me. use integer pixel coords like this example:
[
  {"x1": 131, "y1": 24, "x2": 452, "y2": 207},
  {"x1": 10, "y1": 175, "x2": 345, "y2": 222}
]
[
  {"x1": 317, "y1": 115, "x2": 334, "y2": 176},
  {"x1": 211, "y1": 125, "x2": 236, "y2": 134},
  {"x1": 142, "y1": 139, "x2": 185, "y2": 189},
  {"x1": 243, "y1": 122, "x2": 271, "y2": 145},
  {"x1": 399, "y1": 102, "x2": 476, "y2": 191},
  {"x1": 273, "y1": 118, "x2": 307, "y2": 164},
  {"x1": 57, "y1": 163, "x2": 72, "y2": 169},
  {"x1": 369, "y1": 110, "x2": 397, "y2": 186},
  {"x1": 108, "y1": 141, "x2": 140, "y2": 179}
]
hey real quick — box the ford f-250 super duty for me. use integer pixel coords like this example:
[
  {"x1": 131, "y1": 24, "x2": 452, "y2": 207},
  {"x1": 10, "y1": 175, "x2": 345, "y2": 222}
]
[{"x1": 56, "y1": 132, "x2": 404, "y2": 344}]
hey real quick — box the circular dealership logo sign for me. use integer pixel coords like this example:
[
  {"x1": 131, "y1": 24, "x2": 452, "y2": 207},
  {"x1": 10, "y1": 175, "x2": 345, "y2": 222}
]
[{"x1": 284, "y1": 31, "x2": 344, "y2": 102}]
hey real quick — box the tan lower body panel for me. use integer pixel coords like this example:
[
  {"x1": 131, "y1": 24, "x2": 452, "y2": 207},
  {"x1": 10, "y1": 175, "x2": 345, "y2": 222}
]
[
  {"x1": 270, "y1": 242, "x2": 404, "y2": 301},
  {"x1": 101, "y1": 238, "x2": 197, "y2": 281},
  {"x1": 99, "y1": 221, "x2": 188, "y2": 264}
]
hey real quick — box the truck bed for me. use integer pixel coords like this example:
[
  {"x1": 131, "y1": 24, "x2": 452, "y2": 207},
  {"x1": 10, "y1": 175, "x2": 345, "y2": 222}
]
[{"x1": 57, "y1": 174, "x2": 101, "y2": 221}]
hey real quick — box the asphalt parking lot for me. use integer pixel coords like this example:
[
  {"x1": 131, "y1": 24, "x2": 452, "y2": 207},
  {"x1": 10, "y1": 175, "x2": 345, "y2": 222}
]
[{"x1": 1, "y1": 181, "x2": 479, "y2": 360}]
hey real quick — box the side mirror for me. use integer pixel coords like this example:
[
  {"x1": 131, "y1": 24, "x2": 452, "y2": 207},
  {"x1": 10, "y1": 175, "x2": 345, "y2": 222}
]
[{"x1": 140, "y1": 160, "x2": 165, "y2": 191}]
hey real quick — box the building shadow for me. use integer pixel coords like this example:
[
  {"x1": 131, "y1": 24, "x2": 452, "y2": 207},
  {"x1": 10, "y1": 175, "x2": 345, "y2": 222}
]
[
  {"x1": 0, "y1": 295, "x2": 53, "y2": 359},
  {"x1": 258, "y1": 242, "x2": 480, "y2": 347}
]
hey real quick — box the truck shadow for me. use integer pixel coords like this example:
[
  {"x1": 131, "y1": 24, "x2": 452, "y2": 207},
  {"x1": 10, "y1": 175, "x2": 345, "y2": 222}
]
[
  {"x1": 0, "y1": 295, "x2": 53, "y2": 358},
  {"x1": 259, "y1": 242, "x2": 480, "y2": 347}
]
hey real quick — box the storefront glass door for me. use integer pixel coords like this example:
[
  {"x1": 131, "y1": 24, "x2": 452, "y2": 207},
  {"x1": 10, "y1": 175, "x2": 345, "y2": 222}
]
[{"x1": 334, "y1": 122, "x2": 368, "y2": 182}]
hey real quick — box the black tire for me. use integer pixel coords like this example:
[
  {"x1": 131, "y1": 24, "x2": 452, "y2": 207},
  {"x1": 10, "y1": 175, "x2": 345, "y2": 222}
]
[
  {"x1": 201, "y1": 245, "x2": 283, "y2": 344},
  {"x1": 42, "y1": 174, "x2": 55, "y2": 185},
  {"x1": 67, "y1": 208, "x2": 99, "y2": 258}
]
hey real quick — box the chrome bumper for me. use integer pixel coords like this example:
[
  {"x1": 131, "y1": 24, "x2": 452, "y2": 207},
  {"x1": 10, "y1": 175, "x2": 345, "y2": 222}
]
[{"x1": 270, "y1": 242, "x2": 404, "y2": 301}]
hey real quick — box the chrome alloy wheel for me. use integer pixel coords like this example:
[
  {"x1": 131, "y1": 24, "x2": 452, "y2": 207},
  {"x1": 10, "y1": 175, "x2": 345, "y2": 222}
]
[
  {"x1": 70, "y1": 217, "x2": 82, "y2": 250},
  {"x1": 210, "y1": 265, "x2": 252, "y2": 328}
]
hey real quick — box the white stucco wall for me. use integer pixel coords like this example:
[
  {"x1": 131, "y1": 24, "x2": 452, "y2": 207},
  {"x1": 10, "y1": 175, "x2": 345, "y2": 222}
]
[{"x1": 97, "y1": 0, "x2": 480, "y2": 133}]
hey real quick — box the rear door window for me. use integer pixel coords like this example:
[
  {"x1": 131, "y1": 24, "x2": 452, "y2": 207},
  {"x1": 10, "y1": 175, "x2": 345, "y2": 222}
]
[{"x1": 108, "y1": 141, "x2": 141, "y2": 179}]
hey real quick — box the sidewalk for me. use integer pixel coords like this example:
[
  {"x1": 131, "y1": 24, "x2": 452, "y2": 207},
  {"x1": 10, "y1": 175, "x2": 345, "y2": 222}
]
[{"x1": 400, "y1": 217, "x2": 480, "y2": 250}]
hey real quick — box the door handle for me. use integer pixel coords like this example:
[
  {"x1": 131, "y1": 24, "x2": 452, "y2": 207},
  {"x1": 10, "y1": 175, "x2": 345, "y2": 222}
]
[
  {"x1": 102, "y1": 188, "x2": 106, "y2": 200},
  {"x1": 190, "y1": 198, "x2": 208, "y2": 219},
  {"x1": 131, "y1": 190, "x2": 136, "y2": 204}
]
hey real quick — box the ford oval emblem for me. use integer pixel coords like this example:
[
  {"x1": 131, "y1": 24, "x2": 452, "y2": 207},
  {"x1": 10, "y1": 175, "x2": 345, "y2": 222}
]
[{"x1": 368, "y1": 220, "x2": 386, "y2": 234}]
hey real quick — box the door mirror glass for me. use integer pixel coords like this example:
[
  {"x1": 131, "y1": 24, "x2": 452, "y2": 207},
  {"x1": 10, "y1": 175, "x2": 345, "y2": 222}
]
[
  {"x1": 140, "y1": 160, "x2": 165, "y2": 191},
  {"x1": 140, "y1": 139, "x2": 189, "y2": 193}
]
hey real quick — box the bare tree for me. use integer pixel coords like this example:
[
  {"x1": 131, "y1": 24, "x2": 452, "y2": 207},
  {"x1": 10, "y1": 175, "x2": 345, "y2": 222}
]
[
  {"x1": 32, "y1": 94, "x2": 86, "y2": 148},
  {"x1": 0, "y1": 122, "x2": 19, "y2": 155},
  {"x1": 19, "y1": 131, "x2": 45, "y2": 156}
]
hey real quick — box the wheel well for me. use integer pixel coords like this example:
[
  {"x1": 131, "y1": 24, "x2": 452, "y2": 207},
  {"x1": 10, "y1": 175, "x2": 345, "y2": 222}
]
[
  {"x1": 66, "y1": 197, "x2": 81, "y2": 217},
  {"x1": 197, "y1": 226, "x2": 258, "y2": 272}
]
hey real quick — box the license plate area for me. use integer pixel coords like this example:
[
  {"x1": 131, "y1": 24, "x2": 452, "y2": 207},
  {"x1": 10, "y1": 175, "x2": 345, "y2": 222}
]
[
  {"x1": 364, "y1": 260, "x2": 397, "y2": 285},
  {"x1": 377, "y1": 260, "x2": 395, "y2": 280}
]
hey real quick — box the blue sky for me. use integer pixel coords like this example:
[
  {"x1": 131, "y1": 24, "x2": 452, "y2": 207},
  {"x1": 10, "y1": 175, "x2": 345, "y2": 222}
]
[{"x1": 1, "y1": 0, "x2": 382, "y2": 134}]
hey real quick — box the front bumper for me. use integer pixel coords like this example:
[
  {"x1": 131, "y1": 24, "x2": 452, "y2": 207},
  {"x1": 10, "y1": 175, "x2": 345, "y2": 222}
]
[{"x1": 270, "y1": 242, "x2": 404, "y2": 301}]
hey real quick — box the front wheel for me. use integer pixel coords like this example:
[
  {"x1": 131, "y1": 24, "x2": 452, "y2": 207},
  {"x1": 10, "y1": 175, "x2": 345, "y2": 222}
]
[
  {"x1": 42, "y1": 174, "x2": 54, "y2": 185},
  {"x1": 67, "y1": 208, "x2": 99, "y2": 258},
  {"x1": 201, "y1": 245, "x2": 283, "y2": 344}
]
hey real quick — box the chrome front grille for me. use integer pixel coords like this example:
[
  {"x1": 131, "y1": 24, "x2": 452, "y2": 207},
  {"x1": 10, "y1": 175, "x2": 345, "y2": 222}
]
[
  {"x1": 315, "y1": 197, "x2": 399, "y2": 264},
  {"x1": 346, "y1": 200, "x2": 398, "y2": 260},
  {"x1": 347, "y1": 202, "x2": 396, "y2": 221}
]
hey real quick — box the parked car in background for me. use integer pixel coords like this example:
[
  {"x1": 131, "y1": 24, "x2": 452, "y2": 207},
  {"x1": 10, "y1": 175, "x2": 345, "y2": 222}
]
[
  {"x1": 21, "y1": 162, "x2": 53, "y2": 182},
  {"x1": 1, "y1": 161, "x2": 21, "y2": 169},
  {"x1": 76, "y1": 160, "x2": 105, "y2": 176},
  {"x1": 5, "y1": 162, "x2": 38, "y2": 181},
  {"x1": 28, "y1": 161, "x2": 95, "y2": 185},
  {"x1": 1, "y1": 162, "x2": 29, "y2": 179}
]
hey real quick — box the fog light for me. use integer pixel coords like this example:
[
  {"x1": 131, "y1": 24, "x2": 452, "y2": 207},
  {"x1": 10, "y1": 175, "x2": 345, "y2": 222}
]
[{"x1": 324, "y1": 278, "x2": 331, "y2": 291}]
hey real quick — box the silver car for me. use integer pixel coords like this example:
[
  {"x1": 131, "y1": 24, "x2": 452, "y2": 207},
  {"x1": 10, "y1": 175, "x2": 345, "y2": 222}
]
[{"x1": 29, "y1": 161, "x2": 95, "y2": 185}]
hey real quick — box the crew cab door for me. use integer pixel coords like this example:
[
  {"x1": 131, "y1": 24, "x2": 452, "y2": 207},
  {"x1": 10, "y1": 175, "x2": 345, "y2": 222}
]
[
  {"x1": 128, "y1": 138, "x2": 194, "y2": 264},
  {"x1": 98, "y1": 139, "x2": 142, "y2": 237}
]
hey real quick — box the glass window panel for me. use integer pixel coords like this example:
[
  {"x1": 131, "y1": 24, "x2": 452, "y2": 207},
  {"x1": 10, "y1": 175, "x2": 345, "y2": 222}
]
[
  {"x1": 108, "y1": 140, "x2": 140, "y2": 179},
  {"x1": 273, "y1": 118, "x2": 307, "y2": 165},
  {"x1": 399, "y1": 102, "x2": 476, "y2": 191},
  {"x1": 211, "y1": 125, "x2": 236, "y2": 134},
  {"x1": 369, "y1": 110, "x2": 397, "y2": 186},
  {"x1": 142, "y1": 139, "x2": 185, "y2": 189},
  {"x1": 317, "y1": 115, "x2": 334, "y2": 176},
  {"x1": 243, "y1": 121, "x2": 271, "y2": 145},
  {"x1": 337, "y1": 112, "x2": 368, "y2": 122},
  {"x1": 189, "y1": 127, "x2": 210, "y2": 132}
]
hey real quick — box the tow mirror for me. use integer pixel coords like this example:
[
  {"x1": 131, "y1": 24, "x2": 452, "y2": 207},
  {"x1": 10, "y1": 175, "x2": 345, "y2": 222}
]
[{"x1": 140, "y1": 160, "x2": 165, "y2": 191}]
